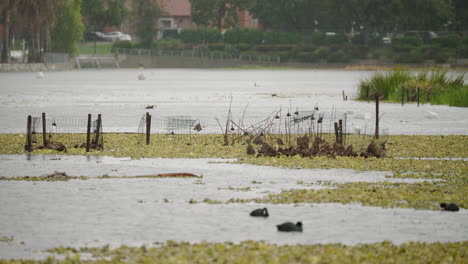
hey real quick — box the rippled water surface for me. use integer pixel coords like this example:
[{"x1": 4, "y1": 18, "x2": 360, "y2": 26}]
[
  {"x1": 1, "y1": 69, "x2": 467, "y2": 134},
  {"x1": 0, "y1": 155, "x2": 467, "y2": 258}
]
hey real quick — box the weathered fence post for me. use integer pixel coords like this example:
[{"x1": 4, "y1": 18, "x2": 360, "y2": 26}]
[
  {"x1": 146, "y1": 112, "x2": 151, "y2": 145},
  {"x1": 401, "y1": 87, "x2": 405, "y2": 106},
  {"x1": 95, "y1": 114, "x2": 101, "y2": 149},
  {"x1": 42, "y1": 112, "x2": 47, "y2": 146},
  {"x1": 375, "y1": 90, "x2": 380, "y2": 139},
  {"x1": 417, "y1": 87, "x2": 420, "y2": 107},
  {"x1": 334, "y1": 122, "x2": 339, "y2": 143},
  {"x1": 86, "y1": 114, "x2": 91, "y2": 152},
  {"x1": 338, "y1": 119, "x2": 343, "y2": 145},
  {"x1": 26, "y1": 115, "x2": 32, "y2": 152}
]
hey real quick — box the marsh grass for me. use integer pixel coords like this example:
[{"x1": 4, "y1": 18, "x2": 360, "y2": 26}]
[
  {"x1": 243, "y1": 181, "x2": 467, "y2": 210},
  {"x1": 358, "y1": 69, "x2": 468, "y2": 106},
  {"x1": 37, "y1": 241, "x2": 467, "y2": 264},
  {"x1": 0, "y1": 134, "x2": 466, "y2": 176}
]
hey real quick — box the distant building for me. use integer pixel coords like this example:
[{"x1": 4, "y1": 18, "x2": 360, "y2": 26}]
[{"x1": 157, "y1": 0, "x2": 260, "y2": 38}]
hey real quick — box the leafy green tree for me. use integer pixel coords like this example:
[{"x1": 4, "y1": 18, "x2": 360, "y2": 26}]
[
  {"x1": 0, "y1": 0, "x2": 18, "y2": 63},
  {"x1": 397, "y1": 0, "x2": 453, "y2": 31},
  {"x1": 452, "y1": 0, "x2": 468, "y2": 31},
  {"x1": 81, "y1": 0, "x2": 128, "y2": 30},
  {"x1": 105, "y1": 0, "x2": 128, "y2": 28},
  {"x1": 189, "y1": 0, "x2": 253, "y2": 30},
  {"x1": 52, "y1": 0, "x2": 85, "y2": 56},
  {"x1": 133, "y1": 0, "x2": 161, "y2": 48}
]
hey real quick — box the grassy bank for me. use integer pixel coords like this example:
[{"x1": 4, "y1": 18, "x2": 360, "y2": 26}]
[
  {"x1": 4, "y1": 241, "x2": 458, "y2": 264},
  {"x1": 78, "y1": 42, "x2": 113, "y2": 55},
  {"x1": 358, "y1": 69, "x2": 468, "y2": 107}
]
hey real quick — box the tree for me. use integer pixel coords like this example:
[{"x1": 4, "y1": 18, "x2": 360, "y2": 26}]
[
  {"x1": 189, "y1": 0, "x2": 253, "y2": 30},
  {"x1": 133, "y1": 0, "x2": 161, "y2": 47},
  {"x1": 81, "y1": 0, "x2": 128, "y2": 30},
  {"x1": 52, "y1": 0, "x2": 84, "y2": 56},
  {"x1": 0, "y1": 0, "x2": 18, "y2": 63},
  {"x1": 452, "y1": 0, "x2": 468, "y2": 31}
]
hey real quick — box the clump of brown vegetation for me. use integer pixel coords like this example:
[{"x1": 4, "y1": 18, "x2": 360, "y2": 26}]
[{"x1": 247, "y1": 135, "x2": 385, "y2": 159}]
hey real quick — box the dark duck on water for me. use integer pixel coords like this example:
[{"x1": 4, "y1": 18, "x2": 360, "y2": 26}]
[
  {"x1": 250, "y1": 208, "x2": 269, "y2": 217},
  {"x1": 440, "y1": 203, "x2": 460, "y2": 212},
  {"x1": 276, "y1": 221, "x2": 303, "y2": 232}
]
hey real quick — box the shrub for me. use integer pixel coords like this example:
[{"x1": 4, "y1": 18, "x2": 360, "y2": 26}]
[
  {"x1": 392, "y1": 36, "x2": 424, "y2": 47},
  {"x1": 206, "y1": 43, "x2": 225, "y2": 51},
  {"x1": 323, "y1": 33, "x2": 348, "y2": 45},
  {"x1": 224, "y1": 44, "x2": 239, "y2": 56},
  {"x1": 224, "y1": 29, "x2": 263, "y2": 44},
  {"x1": 274, "y1": 51, "x2": 291, "y2": 62},
  {"x1": 255, "y1": 44, "x2": 275, "y2": 52},
  {"x1": 112, "y1": 40, "x2": 133, "y2": 49},
  {"x1": 458, "y1": 45, "x2": 468, "y2": 58},
  {"x1": 263, "y1": 31, "x2": 301, "y2": 45},
  {"x1": 158, "y1": 38, "x2": 184, "y2": 50},
  {"x1": 297, "y1": 51, "x2": 319, "y2": 63},
  {"x1": 314, "y1": 47, "x2": 329, "y2": 60},
  {"x1": 371, "y1": 49, "x2": 389, "y2": 60},
  {"x1": 235, "y1": 43, "x2": 252, "y2": 51},
  {"x1": 433, "y1": 34, "x2": 461, "y2": 48},
  {"x1": 327, "y1": 50, "x2": 349, "y2": 63},
  {"x1": 311, "y1": 32, "x2": 325, "y2": 45},
  {"x1": 180, "y1": 28, "x2": 222, "y2": 43},
  {"x1": 393, "y1": 48, "x2": 426, "y2": 63},
  {"x1": 349, "y1": 45, "x2": 369, "y2": 60}
]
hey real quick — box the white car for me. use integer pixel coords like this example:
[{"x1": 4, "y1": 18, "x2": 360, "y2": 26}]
[{"x1": 105, "y1": 31, "x2": 132, "y2": 41}]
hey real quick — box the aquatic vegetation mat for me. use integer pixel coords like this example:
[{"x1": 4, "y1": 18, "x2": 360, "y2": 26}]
[
  {"x1": 0, "y1": 172, "x2": 201, "y2": 182},
  {"x1": 234, "y1": 181, "x2": 467, "y2": 210},
  {"x1": 3, "y1": 241, "x2": 464, "y2": 264}
]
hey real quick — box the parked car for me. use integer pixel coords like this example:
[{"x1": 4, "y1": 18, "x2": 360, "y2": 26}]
[
  {"x1": 105, "y1": 31, "x2": 132, "y2": 41},
  {"x1": 382, "y1": 37, "x2": 392, "y2": 44},
  {"x1": 404, "y1": 31, "x2": 438, "y2": 43},
  {"x1": 83, "y1": 32, "x2": 107, "y2": 42}
]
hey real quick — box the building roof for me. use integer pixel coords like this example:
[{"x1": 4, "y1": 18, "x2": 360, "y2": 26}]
[{"x1": 161, "y1": 0, "x2": 191, "y2": 17}]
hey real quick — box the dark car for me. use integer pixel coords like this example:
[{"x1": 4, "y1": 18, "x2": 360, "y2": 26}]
[
  {"x1": 83, "y1": 32, "x2": 107, "y2": 42},
  {"x1": 404, "y1": 31, "x2": 438, "y2": 43}
]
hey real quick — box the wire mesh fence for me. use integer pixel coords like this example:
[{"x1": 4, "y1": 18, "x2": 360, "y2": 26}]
[
  {"x1": 26, "y1": 114, "x2": 103, "y2": 152},
  {"x1": 133, "y1": 108, "x2": 382, "y2": 147}
]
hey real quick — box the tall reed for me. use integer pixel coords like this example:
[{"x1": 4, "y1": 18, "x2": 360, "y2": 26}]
[{"x1": 358, "y1": 69, "x2": 468, "y2": 107}]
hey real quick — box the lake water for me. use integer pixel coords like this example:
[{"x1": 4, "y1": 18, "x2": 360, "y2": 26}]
[
  {"x1": 1, "y1": 69, "x2": 467, "y2": 134},
  {"x1": 0, "y1": 154, "x2": 467, "y2": 259},
  {"x1": 0, "y1": 69, "x2": 467, "y2": 259}
]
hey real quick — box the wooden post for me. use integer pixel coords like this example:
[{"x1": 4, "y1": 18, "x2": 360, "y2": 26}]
[
  {"x1": 417, "y1": 87, "x2": 420, "y2": 107},
  {"x1": 26, "y1": 115, "x2": 32, "y2": 152},
  {"x1": 86, "y1": 114, "x2": 91, "y2": 152},
  {"x1": 94, "y1": 114, "x2": 101, "y2": 149},
  {"x1": 42, "y1": 112, "x2": 47, "y2": 146},
  {"x1": 146, "y1": 112, "x2": 151, "y2": 145},
  {"x1": 375, "y1": 90, "x2": 380, "y2": 139},
  {"x1": 338, "y1": 119, "x2": 343, "y2": 145},
  {"x1": 334, "y1": 122, "x2": 339, "y2": 143},
  {"x1": 401, "y1": 87, "x2": 405, "y2": 106}
]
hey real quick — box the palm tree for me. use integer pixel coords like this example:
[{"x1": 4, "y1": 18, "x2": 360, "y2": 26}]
[
  {"x1": 17, "y1": 0, "x2": 66, "y2": 62},
  {"x1": 0, "y1": 0, "x2": 18, "y2": 63}
]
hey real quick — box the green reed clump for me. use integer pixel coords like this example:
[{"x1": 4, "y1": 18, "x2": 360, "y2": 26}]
[{"x1": 358, "y1": 69, "x2": 468, "y2": 107}]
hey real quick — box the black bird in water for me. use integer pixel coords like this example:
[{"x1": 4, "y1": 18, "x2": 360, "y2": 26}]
[
  {"x1": 250, "y1": 208, "x2": 269, "y2": 217},
  {"x1": 276, "y1": 221, "x2": 303, "y2": 232},
  {"x1": 440, "y1": 203, "x2": 460, "y2": 212}
]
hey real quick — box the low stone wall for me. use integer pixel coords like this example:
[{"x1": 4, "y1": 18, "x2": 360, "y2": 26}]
[
  {"x1": 0, "y1": 63, "x2": 74, "y2": 72},
  {"x1": 117, "y1": 54, "x2": 278, "y2": 68}
]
